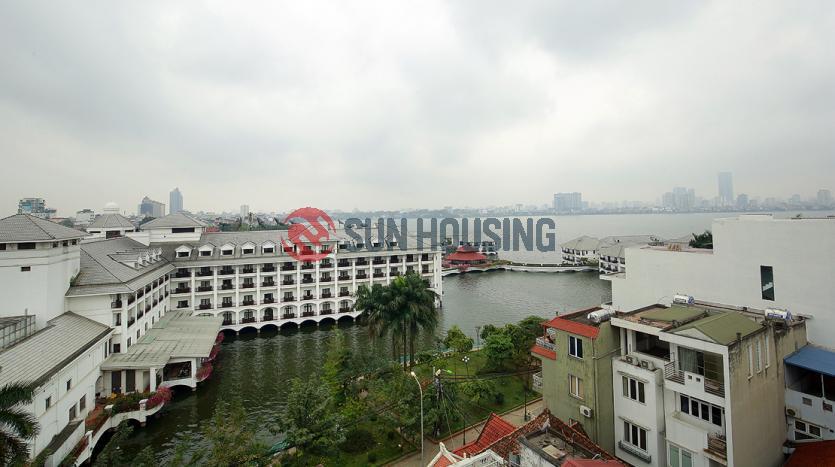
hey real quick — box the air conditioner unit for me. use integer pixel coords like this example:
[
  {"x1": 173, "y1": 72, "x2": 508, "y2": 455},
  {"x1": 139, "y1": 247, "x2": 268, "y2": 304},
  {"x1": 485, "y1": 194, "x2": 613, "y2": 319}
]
[
  {"x1": 640, "y1": 360, "x2": 652, "y2": 370},
  {"x1": 625, "y1": 356, "x2": 634, "y2": 364},
  {"x1": 580, "y1": 406, "x2": 593, "y2": 418},
  {"x1": 786, "y1": 406, "x2": 800, "y2": 418}
]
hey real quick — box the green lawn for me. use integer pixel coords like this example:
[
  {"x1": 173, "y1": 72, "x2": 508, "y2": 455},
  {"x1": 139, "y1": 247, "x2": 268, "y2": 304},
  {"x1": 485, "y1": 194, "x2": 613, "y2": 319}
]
[{"x1": 413, "y1": 350, "x2": 538, "y2": 438}]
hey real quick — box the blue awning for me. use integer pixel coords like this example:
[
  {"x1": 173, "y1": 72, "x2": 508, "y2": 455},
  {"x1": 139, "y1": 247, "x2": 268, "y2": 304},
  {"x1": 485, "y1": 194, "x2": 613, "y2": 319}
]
[{"x1": 785, "y1": 345, "x2": 835, "y2": 377}]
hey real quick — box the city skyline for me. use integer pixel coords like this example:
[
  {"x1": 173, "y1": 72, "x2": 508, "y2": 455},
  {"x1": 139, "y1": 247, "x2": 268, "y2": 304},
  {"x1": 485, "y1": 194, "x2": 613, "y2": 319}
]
[{"x1": 1, "y1": 1, "x2": 834, "y2": 215}]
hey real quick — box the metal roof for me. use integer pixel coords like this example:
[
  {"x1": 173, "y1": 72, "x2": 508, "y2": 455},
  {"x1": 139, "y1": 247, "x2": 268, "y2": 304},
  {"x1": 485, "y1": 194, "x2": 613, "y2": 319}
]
[
  {"x1": 672, "y1": 311, "x2": 763, "y2": 345},
  {"x1": 0, "y1": 214, "x2": 88, "y2": 242},
  {"x1": 0, "y1": 313, "x2": 112, "y2": 387},
  {"x1": 88, "y1": 213, "x2": 135, "y2": 229},
  {"x1": 101, "y1": 310, "x2": 221, "y2": 370},
  {"x1": 141, "y1": 212, "x2": 208, "y2": 229},
  {"x1": 785, "y1": 345, "x2": 835, "y2": 377},
  {"x1": 560, "y1": 235, "x2": 600, "y2": 251}
]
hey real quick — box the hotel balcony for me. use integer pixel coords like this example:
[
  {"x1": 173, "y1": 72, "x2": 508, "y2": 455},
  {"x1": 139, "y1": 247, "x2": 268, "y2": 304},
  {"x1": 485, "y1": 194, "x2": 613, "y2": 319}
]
[
  {"x1": 338, "y1": 260, "x2": 351, "y2": 268},
  {"x1": 174, "y1": 287, "x2": 191, "y2": 294},
  {"x1": 356, "y1": 259, "x2": 369, "y2": 266},
  {"x1": 281, "y1": 264, "x2": 295, "y2": 271},
  {"x1": 320, "y1": 309, "x2": 333, "y2": 315},
  {"x1": 390, "y1": 270, "x2": 401, "y2": 276},
  {"x1": 321, "y1": 292, "x2": 332, "y2": 299},
  {"x1": 320, "y1": 276, "x2": 333, "y2": 283},
  {"x1": 302, "y1": 277, "x2": 314, "y2": 284},
  {"x1": 339, "y1": 290, "x2": 351, "y2": 297},
  {"x1": 222, "y1": 319, "x2": 234, "y2": 326},
  {"x1": 373, "y1": 272, "x2": 385, "y2": 278},
  {"x1": 111, "y1": 300, "x2": 123, "y2": 309},
  {"x1": 339, "y1": 307, "x2": 352, "y2": 313},
  {"x1": 241, "y1": 299, "x2": 255, "y2": 306},
  {"x1": 338, "y1": 274, "x2": 351, "y2": 281},
  {"x1": 372, "y1": 258, "x2": 385, "y2": 265},
  {"x1": 301, "y1": 295, "x2": 315, "y2": 301},
  {"x1": 241, "y1": 317, "x2": 256, "y2": 324},
  {"x1": 284, "y1": 295, "x2": 295, "y2": 302},
  {"x1": 262, "y1": 265, "x2": 276, "y2": 273},
  {"x1": 262, "y1": 280, "x2": 276, "y2": 287},
  {"x1": 356, "y1": 273, "x2": 368, "y2": 279},
  {"x1": 218, "y1": 268, "x2": 234, "y2": 276},
  {"x1": 263, "y1": 297, "x2": 276, "y2": 304},
  {"x1": 221, "y1": 283, "x2": 234, "y2": 290},
  {"x1": 197, "y1": 286, "x2": 213, "y2": 292},
  {"x1": 302, "y1": 311, "x2": 315, "y2": 317},
  {"x1": 177, "y1": 303, "x2": 189, "y2": 309},
  {"x1": 664, "y1": 361, "x2": 725, "y2": 400},
  {"x1": 282, "y1": 313, "x2": 296, "y2": 319},
  {"x1": 175, "y1": 270, "x2": 192, "y2": 278},
  {"x1": 220, "y1": 302, "x2": 233, "y2": 308},
  {"x1": 196, "y1": 270, "x2": 213, "y2": 277},
  {"x1": 282, "y1": 279, "x2": 295, "y2": 286},
  {"x1": 198, "y1": 303, "x2": 212, "y2": 310},
  {"x1": 406, "y1": 255, "x2": 416, "y2": 263},
  {"x1": 241, "y1": 267, "x2": 255, "y2": 274},
  {"x1": 240, "y1": 283, "x2": 255, "y2": 289},
  {"x1": 301, "y1": 263, "x2": 314, "y2": 270},
  {"x1": 320, "y1": 261, "x2": 333, "y2": 268}
]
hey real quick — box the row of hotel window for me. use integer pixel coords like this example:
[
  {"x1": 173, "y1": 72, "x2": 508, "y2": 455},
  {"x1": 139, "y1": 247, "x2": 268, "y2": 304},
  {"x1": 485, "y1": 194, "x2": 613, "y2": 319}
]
[{"x1": 0, "y1": 239, "x2": 78, "y2": 250}]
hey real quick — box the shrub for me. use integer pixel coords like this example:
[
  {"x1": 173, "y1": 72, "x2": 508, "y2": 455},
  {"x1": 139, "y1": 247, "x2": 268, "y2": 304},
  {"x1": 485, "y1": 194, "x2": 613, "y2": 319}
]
[
  {"x1": 386, "y1": 431, "x2": 395, "y2": 441},
  {"x1": 367, "y1": 452, "x2": 378, "y2": 464},
  {"x1": 339, "y1": 428, "x2": 375, "y2": 454},
  {"x1": 493, "y1": 392, "x2": 505, "y2": 405},
  {"x1": 146, "y1": 386, "x2": 173, "y2": 409}
]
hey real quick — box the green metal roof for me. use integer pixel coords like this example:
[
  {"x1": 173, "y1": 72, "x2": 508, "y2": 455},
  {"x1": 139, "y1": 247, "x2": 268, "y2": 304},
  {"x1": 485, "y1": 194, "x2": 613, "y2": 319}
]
[
  {"x1": 640, "y1": 305, "x2": 704, "y2": 323},
  {"x1": 673, "y1": 312, "x2": 762, "y2": 345}
]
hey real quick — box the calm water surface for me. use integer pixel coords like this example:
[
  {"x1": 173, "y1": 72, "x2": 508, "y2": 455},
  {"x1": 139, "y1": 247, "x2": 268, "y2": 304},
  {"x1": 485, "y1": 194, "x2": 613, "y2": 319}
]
[{"x1": 115, "y1": 271, "x2": 610, "y2": 460}]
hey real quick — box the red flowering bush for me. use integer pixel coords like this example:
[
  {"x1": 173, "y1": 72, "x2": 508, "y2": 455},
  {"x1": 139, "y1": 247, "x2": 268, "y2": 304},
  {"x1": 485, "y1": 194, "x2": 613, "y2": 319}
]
[
  {"x1": 196, "y1": 362, "x2": 213, "y2": 382},
  {"x1": 146, "y1": 386, "x2": 173, "y2": 410}
]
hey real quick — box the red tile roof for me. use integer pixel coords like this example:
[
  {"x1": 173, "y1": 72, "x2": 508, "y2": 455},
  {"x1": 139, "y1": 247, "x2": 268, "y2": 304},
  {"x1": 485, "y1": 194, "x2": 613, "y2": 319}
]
[
  {"x1": 563, "y1": 460, "x2": 623, "y2": 467},
  {"x1": 454, "y1": 413, "x2": 517, "y2": 457},
  {"x1": 543, "y1": 314, "x2": 600, "y2": 339},
  {"x1": 785, "y1": 440, "x2": 835, "y2": 467},
  {"x1": 531, "y1": 344, "x2": 556, "y2": 360},
  {"x1": 446, "y1": 249, "x2": 488, "y2": 262}
]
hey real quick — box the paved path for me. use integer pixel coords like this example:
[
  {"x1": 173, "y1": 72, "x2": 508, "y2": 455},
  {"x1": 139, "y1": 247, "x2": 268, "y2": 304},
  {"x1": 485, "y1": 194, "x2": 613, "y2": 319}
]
[{"x1": 388, "y1": 398, "x2": 544, "y2": 467}]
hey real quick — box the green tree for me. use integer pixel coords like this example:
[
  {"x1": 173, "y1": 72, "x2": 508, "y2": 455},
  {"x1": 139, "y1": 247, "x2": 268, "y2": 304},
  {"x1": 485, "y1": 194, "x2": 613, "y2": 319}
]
[
  {"x1": 397, "y1": 272, "x2": 438, "y2": 369},
  {"x1": 459, "y1": 379, "x2": 495, "y2": 406},
  {"x1": 0, "y1": 382, "x2": 39, "y2": 465},
  {"x1": 94, "y1": 422, "x2": 133, "y2": 467},
  {"x1": 322, "y1": 329, "x2": 353, "y2": 405},
  {"x1": 356, "y1": 284, "x2": 398, "y2": 361},
  {"x1": 482, "y1": 330, "x2": 515, "y2": 371},
  {"x1": 517, "y1": 316, "x2": 546, "y2": 347},
  {"x1": 275, "y1": 376, "x2": 344, "y2": 455},
  {"x1": 689, "y1": 230, "x2": 713, "y2": 249},
  {"x1": 443, "y1": 326, "x2": 473, "y2": 354},
  {"x1": 201, "y1": 399, "x2": 266, "y2": 466},
  {"x1": 479, "y1": 324, "x2": 499, "y2": 341}
]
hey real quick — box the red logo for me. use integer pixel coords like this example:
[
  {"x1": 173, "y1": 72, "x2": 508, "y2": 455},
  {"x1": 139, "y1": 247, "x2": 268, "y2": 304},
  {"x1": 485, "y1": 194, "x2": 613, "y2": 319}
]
[{"x1": 281, "y1": 207, "x2": 336, "y2": 262}]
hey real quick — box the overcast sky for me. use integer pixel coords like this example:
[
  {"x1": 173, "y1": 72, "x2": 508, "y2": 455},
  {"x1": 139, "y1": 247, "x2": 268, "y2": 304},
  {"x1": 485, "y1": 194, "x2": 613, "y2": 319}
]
[{"x1": 1, "y1": 1, "x2": 833, "y2": 216}]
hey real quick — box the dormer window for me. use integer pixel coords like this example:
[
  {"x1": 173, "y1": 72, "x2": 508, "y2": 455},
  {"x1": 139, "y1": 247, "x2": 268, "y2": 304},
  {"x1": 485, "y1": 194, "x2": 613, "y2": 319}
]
[
  {"x1": 222, "y1": 249, "x2": 233, "y2": 256},
  {"x1": 263, "y1": 246, "x2": 274, "y2": 253},
  {"x1": 200, "y1": 250, "x2": 211, "y2": 257},
  {"x1": 177, "y1": 251, "x2": 189, "y2": 258},
  {"x1": 243, "y1": 248, "x2": 254, "y2": 255}
]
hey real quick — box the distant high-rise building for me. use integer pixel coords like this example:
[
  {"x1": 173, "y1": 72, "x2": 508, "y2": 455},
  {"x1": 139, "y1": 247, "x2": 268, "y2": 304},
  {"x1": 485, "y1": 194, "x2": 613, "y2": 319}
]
[
  {"x1": 552, "y1": 192, "x2": 583, "y2": 212},
  {"x1": 18, "y1": 197, "x2": 56, "y2": 219},
  {"x1": 170, "y1": 188, "x2": 183, "y2": 214},
  {"x1": 240, "y1": 204, "x2": 250, "y2": 219},
  {"x1": 736, "y1": 193, "x2": 749, "y2": 209},
  {"x1": 717, "y1": 172, "x2": 734, "y2": 206},
  {"x1": 817, "y1": 189, "x2": 832, "y2": 207},
  {"x1": 669, "y1": 187, "x2": 695, "y2": 211},
  {"x1": 138, "y1": 196, "x2": 165, "y2": 218}
]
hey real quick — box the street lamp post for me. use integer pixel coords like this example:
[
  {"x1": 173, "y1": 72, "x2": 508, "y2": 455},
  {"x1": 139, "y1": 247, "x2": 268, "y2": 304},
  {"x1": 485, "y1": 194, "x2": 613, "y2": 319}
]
[{"x1": 410, "y1": 371, "x2": 424, "y2": 465}]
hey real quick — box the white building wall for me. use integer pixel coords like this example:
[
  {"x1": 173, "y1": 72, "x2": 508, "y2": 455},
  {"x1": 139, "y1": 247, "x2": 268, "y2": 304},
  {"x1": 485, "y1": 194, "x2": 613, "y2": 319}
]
[
  {"x1": 29, "y1": 334, "x2": 110, "y2": 458},
  {"x1": 611, "y1": 216, "x2": 835, "y2": 348},
  {"x1": 0, "y1": 243, "x2": 80, "y2": 327}
]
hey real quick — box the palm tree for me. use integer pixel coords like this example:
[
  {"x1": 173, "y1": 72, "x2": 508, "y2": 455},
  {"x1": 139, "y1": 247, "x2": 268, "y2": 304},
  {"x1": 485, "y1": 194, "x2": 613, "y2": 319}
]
[
  {"x1": 399, "y1": 273, "x2": 438, "y2": 369},
  {"x1": 0, "y1": 382, "x2": 39, "y2": 465},
  {"x1": 689, "y1": 230, "x2": 713, "y2": 249},
  {"x1": 356, "y1": 284, "x2": 398, "y2": 361}
]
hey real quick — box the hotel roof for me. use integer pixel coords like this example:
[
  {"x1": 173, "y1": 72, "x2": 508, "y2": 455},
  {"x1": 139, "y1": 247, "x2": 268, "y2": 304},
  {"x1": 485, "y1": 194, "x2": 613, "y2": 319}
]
[
  {"x1": 67, "y1": 237, "x2": 175, "y2": 296},
  {"x1": 101, "y1": 310, "x2": 221, "y2": 370},
  {"x1": 560, "y1": 235, "x2": 600, "y2": 251},
  {"x1": 88, "y1": 213, "x2": 135, "y2": 229},
  {"x1": 0, "y1": 312, "x2": 111, "y2": 387},
  {"x1": 0, "y1": 214, "x2": 88, "y2": 242},
  {"x1": 141, "y1": 212, "x2": 208, "y2": 229}
]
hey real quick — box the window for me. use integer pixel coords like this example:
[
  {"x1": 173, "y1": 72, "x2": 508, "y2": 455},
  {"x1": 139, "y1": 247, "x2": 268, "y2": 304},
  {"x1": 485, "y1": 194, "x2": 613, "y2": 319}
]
[
  {"x1": 243, "y1": 248, "x2": 254, "y2": 255},
  {"x1": 747, "y1": 344, "x2": 754, "y2": 377},
  {"x1": 177, "y1": 251, "x2": 189, "y2": 258},
  {"x1": 569, "y1": 335, "x2": 583, "y2": 359},
  {"x1": 222, "y1": 249, "x2": 233, "y2": 256},
  {"x1": 669, "y1": 443, "x2": 693, "y2": 467},
  {"x1": 127, "y1": 337, "x2": 132, "y2": 347},
  {"x1": 172, "y1": 227, "x2": 195, "y2": 233},
  {"x1": 622, "y1": 376, "x2": 645, "y2": 403},
  {"x1": 20, "y1": 266, "x2": 31, "y2": 272},
  {"x1": 764, "y1": 334, "x2": 771, "y2": 368},
  {"x1": 263, "y1": 246, "x2": 274, "y2": 253},
  {"x1": 761, "y1": 265, "x2": 775, "y2": 300},
  {"x1": 0, "y1": 243, "x2": 6, "y2": 250},
  {"x1": 69, "y1": 405, "x2": 77, "y2": 421},
  {"x1": 200, "y1": 250, "x2": 211, "y2": 256},
  {"x1": 623, "y1": 421, "x2": 647, "y2": 451},
  {"x1": 795, "y1": 420, "x2": 823, "y2": 440},
  {"x1": 569, "y1": 374, "x2": 584, "y2": 399},
  {"x1": 79, "y1": 395, "x2": 86, "y2": 411},
  {"x1": 66, "y1": 379, "x2": 72, "y2": 390},
  {"x1": 680, "y1": 394, "x2": 723, "y2": 426},
  {"x1": 18, "y1": 242, "x2": 36, "y2": 250},
  {"x1": 45, "y1": 396, "x2": 52, "y2": 410},
  {"x1": 756, "y1": 338, "x2": 763, "y2": 373},
  {"x1": 113, "y1": 343, "x2": 121, "y2": 353},
  {"x1": 114, "y1": 313, "x2": 122, "y2": 326}
]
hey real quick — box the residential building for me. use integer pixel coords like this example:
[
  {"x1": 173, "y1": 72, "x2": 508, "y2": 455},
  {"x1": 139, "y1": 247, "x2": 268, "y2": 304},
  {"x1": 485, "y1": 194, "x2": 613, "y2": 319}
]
[
  {"x1": 597, "y1": 235, "x2": 660, "y2": 276},
  {"x1": 553, "y1": 193, "x2": 583, "y2": 213},
  {"x1": 75, "y1": 209, "x2": 96, "y2": 226},
  {"x1": 610, "y1": 301, "x2": 806, "y2": 467},
  {"x1": 240, "y1": 204, "x2": 250, "y2": 219},
  {"x1": 783, "y1": 345, "x2": 835, "y2": 443},
  {"x1": 138, "y1": 196, "x2": 165, "y2": 218},
  {"x1": 18, "y1": 197, "x2": 57, "y2": 219},
  {"x1": 170, "y1": 188, "x2": 183, "y2": 214},
  {"x1": 717, "y1": 173, "x2": 734, "y2": 207},
  {"x1": 609, "y1": 215, "x2": 835, "y2": 348},
  {"x1": 531, "y1": 308, "x2": 620, "y2": 453}
]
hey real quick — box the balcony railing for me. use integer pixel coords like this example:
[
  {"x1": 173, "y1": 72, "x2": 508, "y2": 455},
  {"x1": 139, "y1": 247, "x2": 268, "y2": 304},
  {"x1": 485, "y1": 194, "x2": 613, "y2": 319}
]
[
  {"x1": 221, "y1": 283, "x2": 234, "y2": 290},
  {"x1": 302, "y1": 295, "x2": 315, "y2": 301},
  {"x1": 241, "y1": 317, "x2": 256, "y2": 324},
  {"x1": 301, "y1": 263, "x2": 314, "y2": 270},
  {"x1": 663, "y1": 361, "x2": 725, "y2": 398},
  {"x1": 321, "y1": 292, "x2": 332, "y2": 299},
  {"x1": 284, "y1": 296, "x2": 295, "y2": 301},
  {"x1": 240, "y1": 283, "x2": 255, "y2": 289},
  {"x1": 220, "y1": 302, "x2": 233, "y2": 308},
  {"x1": 618, "y1": 441, "x2": 651, "y2": 463},
  {"x1": 262, "y1": 265, "x2": 276, "y2": 272},
  {"x1": 175, "y1": 270, "x2": 192, "y2": 278},
  {"x1": 241, "y1": 267, "x2": 255, "y2": 274},
  {"x1": 262, "y1": 281, "x2": 276, "y2": 287},
  {"x1": 219, "y1": 269, "x2": 235, "y2": 276},
  {"x1": 282, "y1": 280, "x2": 295, "y2": 285},
  {"x1": 222, "y1": 319, "x2": 233, "y2": 326},
  {"x1": 338, "y1": 274, "x2": 351, "y2": 280},
  {"x1": 302, "y1": 311, "x2": 315, "y2": 317},
  {"x1": 373, "y1": 273, "x2": 385, "y2": 278},
  {"x1": 320, "y1": 261, "x2": 333, "y2": 268},
  {"x1": 320, "y1": 276, "x2": 333, "y2": 282},
  {"x1": 281, "y1": 264, "x2": 295, "y2": 271},
  {"x1": 338, "y1": 260, "x2": 351, "y2": 267},
  {"x1": 177, "y1": 303, "x2": 189, "y2": 309},
  {"x1": 339, "y1": 307, "x2": 351, "y2": 313},
  {"x1": 198, "y1": 303, "x2": 212, "y2": 310},
  {"x1": 320, "y1": 310, "x2": 333, "y2": 315},
  {"x1": 282, "y1": 313, "x2": 296, "y2": 319},
  {"x1": 339, "y1": 291, "x2": 350, "y2": 297},
  {"x1": 197, "y1": 286, "x2": 213, "y2": 292},
  {"x1": 242, "y1": 299, "x2": 255, "y2": 306},
  {"x1": 372, "y1": 259, "x2": 385, "y2": 264},
  {"x1": 302, "y1": 278, "x2": 314, "y2": 284},
  {"x1": 263, "y1": 297, "x2": 275, "y2": 304},
  {"x1": 706, "y1": 433, "x2": 727, "y2": 461},
  {"x1": 356, "y1": 259, "x2": 369, "y2": 266},
  {"x1": 356, "y1": 273, "x2": 368, "y2": 279},
  {"x1": 196, "y1": 270, "x2": 213, "y2": 277},
  {"x1": 535, "y1": 337, "x2": 556, "y2": 352}
]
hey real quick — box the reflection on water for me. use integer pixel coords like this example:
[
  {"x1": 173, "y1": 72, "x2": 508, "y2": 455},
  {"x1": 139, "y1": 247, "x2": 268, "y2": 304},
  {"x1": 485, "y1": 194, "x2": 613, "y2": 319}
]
[{"x1": 115, "y1": 271, "x2": 610, "y2": 461}]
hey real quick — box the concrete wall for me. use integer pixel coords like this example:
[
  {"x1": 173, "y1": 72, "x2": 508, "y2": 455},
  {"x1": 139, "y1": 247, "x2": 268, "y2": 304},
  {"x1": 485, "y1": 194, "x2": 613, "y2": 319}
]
[
  {"x1": 727, "y1": 322, "x2": 806, "y2": 467},
  {"x1": 0, "y1": 242, "x2": 79, "y2": 327},
  {"x1": 612, "y1": 216, "x2": 835, "y2": 348}
]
